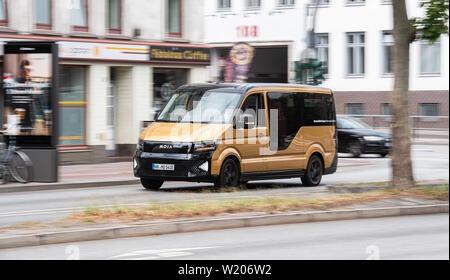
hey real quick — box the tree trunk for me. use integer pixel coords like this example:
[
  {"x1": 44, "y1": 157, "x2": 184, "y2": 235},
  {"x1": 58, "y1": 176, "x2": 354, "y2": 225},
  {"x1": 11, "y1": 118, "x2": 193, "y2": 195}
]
[{"x1": 391, "y1": 0, "x2": 416, "y2": 188}]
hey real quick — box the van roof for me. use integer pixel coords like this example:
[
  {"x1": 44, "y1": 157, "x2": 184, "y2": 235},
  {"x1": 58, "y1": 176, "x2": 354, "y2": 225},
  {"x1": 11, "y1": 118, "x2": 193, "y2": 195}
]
[{"x1": 178, "y1": 83, "x2": 332, "y2": 94}]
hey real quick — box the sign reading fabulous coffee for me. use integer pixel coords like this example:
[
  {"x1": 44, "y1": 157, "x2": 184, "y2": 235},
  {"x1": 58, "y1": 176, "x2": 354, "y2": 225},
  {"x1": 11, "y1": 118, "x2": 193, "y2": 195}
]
[{"x1": 149, "y1": 46, "x2": 211, "y2": 64}]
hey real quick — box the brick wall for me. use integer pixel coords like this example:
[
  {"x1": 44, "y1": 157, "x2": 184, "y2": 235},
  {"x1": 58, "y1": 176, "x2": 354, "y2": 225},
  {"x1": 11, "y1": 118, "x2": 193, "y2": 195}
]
[{"x1": 334, "y1": 90, "x2": 449, "y2": 129}]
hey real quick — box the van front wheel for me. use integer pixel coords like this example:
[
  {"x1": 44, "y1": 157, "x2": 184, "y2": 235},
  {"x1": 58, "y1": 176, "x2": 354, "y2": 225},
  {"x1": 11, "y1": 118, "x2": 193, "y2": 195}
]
[
  {"x1": 215, "y1": 158, "x2": 240, "y2": 188},
  {"x1": 141, "y1": 178, "x2": 164, "y2": 190},
  {"x1": 301, "y1": 155, "x2": 323, "y2": 187}
]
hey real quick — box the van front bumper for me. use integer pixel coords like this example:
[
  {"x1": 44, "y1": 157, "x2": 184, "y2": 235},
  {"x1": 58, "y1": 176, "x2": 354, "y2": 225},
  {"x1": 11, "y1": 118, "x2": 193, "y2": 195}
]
[{"x1": 133, "y1": 151, "x2": 217, "y2": 182}]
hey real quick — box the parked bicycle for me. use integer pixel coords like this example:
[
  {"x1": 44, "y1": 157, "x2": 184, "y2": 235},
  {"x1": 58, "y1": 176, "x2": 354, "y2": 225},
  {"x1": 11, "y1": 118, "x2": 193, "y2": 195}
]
[{"x1": 0, "y1": 133, "x2": 33, "y2": 184}]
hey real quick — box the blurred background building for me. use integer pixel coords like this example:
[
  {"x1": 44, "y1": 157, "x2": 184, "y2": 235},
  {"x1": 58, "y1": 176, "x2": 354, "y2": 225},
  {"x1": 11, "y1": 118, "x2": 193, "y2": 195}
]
[
  {"x1": 0, "y1": 0, "x2": 448, "y2": 165},
  {"x1": 205, "y1": 0, "x2": 448, "y2": 129},
  {"x1": 0, "y1": 0, "x2": 210, "y2": 164}
]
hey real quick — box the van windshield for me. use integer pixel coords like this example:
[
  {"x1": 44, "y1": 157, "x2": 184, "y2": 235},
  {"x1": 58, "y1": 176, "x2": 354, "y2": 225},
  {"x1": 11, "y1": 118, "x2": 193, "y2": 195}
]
[{"x1": 157, "y1": 89, "x2": 242, "y2": 124}]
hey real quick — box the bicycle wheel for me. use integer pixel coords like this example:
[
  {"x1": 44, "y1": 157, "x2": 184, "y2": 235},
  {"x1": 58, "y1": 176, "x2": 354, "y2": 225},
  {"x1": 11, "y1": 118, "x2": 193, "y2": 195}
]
[{"x1": 8, "y1": 151, "x2": 33, "y2": 183}]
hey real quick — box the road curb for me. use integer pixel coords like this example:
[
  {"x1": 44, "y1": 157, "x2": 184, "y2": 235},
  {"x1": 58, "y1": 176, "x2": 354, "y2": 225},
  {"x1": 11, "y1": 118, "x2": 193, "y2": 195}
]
[
  {"x1": 327, "y1": 183, "x2": 449, "y2": 193},
  {"x1": 0, "y1": 204, "x2": 447, "y2": 250},
  {"x1": 0, "y1": 179, "x2": 140, "y2": 194}
]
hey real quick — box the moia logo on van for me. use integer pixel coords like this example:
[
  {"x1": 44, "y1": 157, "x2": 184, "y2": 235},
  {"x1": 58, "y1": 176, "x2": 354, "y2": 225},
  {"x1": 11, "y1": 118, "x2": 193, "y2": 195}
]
[{"x1": 159, "y1": 145, "x2": 174, "y2": 149}]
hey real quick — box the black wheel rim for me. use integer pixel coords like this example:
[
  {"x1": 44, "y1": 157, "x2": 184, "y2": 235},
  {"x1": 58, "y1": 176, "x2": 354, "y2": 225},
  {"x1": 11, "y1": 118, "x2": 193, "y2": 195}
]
[
  {"x1": 310, "y1": 158, "x2": 322, "y2": 185},
  {"x1": 349, "y1": 142, "x2": 361, "y2": 156},
  {"x1": 10, "y1": 154, "x2": 30, "y2": 183},
  {"x1": 223, "y1": 161, "x2": 238, "y2": 186}
]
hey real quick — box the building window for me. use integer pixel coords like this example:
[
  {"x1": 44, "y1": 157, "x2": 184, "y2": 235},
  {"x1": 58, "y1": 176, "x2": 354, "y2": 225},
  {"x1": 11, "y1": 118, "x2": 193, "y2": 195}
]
[
  {"x1": 382, "y1": 31, "x2": 394, "y2": 74},
  {"x1": 346, "y1": 0, "x2": 365, "y2": 4},
  {"x1": 59, "y1": 66, "x2": 86, "y2": 146},
  {"x1": 34, "y1": 0, "x2": 51, "y2": 29},
  {"x1": 0, "y1": 0, "x2": 7, "y2": 26},
  {"x1": 279, "y1": 0, "x2": 295, "y2": 6},
  {"x1": 381, "y1": 103, "x2": 391, "y2": 121},
  {"x1": 420, "y1": 39, "x2": 441, "y2": 75},
  {"x1": 311, "y1": 0, "x2": 329, "y2": 5},
  {"x1": 218, "y1": 0, "x2": 231, "y2": 9},
  {"x1": 316, "y1": 33, "x2": 329, "y2": 74},
  {"x1": 345, "y1": 103, "x2": 364, "y2": 116},
  {"x1": 168, "y1": 0, "x2": 181, "y2": 37},
  {"x1": 246, "y1": 0, "x2": 261, "y2": 9},
  {"x1": 72, "y1": 0, "x2": 88, "y2": 32},
  {"x1": 347, "y1": 32, "x2": 365, "y2": 76},
  {"x1": 419, "y1": 103, "x2": 439, "y2": 122},
  {"x1": 107, "y1": 0, "x2": 121, "y2": 33}
]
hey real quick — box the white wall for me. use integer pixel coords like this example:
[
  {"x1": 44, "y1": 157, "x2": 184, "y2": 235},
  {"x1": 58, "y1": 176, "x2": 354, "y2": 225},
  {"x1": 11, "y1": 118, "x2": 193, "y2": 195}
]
[
  {"x1": 314, "y1": 0, "x2": 449, "y2": 92},
  {"x1": 4, "y1": 0, "x2": 202, "y2": 43},
  {"x1": 203, "y1": 0, "x2": 449, "y2": 92}
]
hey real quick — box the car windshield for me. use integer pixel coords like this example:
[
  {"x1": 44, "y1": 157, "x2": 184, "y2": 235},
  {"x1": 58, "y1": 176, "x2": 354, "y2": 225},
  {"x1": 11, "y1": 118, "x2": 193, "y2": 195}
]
[
  {"x1": 157, "y1": 89, "x2": 242, "y2": 124},
  {"x1": 337, "y1": 117, "x2": 372, "y2": 129}
]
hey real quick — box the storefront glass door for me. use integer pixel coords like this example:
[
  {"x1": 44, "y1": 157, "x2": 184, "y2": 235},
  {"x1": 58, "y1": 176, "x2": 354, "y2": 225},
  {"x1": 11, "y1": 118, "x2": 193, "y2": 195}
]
[{"x1": 59, "y1": 66, "x2": 86, "y2": 146}]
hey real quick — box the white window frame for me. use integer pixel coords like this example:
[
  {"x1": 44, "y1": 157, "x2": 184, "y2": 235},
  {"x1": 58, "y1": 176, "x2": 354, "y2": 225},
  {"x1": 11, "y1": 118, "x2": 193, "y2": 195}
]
[
  {"x1": 278, "y1": 0, "x2": 296, "y2": 6},
  {"x1": 218, "y1": 0, "x2": 232, "y2": 10},
  {"x1": 382, "y1": 31, "x2": 394, "y2": 75},
  {"x1": 346, "y1": 32, "x2": 365, "y2": 76},
  {"x1": 316, "y1": 33, "x2": 329, "y2": 75},
  {"x1": 246, "y1": 0, "x2": 261, "y2": 10},
  {"x1": 420, "y1": 39, "x2": 441, "y2": 76},
  {"x1": 419, "y1": 103, "x2": 440, "y2": 122}
]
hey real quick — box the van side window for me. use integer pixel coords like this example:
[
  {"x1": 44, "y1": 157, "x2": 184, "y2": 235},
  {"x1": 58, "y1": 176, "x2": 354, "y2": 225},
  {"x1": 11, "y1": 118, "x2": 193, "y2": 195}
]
[
  {"x1": 238, "y1": 93, "x2": 266, "y2": 128},
  {"x1": 303, "y1": 93, "x2": 336, "y2": 126},
  {"x1": 267, "y1": 92, "x2": 335, "y2": 151},
  {"x1": 267, "y1": 92, "x2": 301, "y2": 151}
]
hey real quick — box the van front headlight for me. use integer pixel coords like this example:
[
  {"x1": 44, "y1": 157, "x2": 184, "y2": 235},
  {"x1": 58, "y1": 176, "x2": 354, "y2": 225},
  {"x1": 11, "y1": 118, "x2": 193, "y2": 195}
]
[
  {"x1": 136, "y1": 139, "x2": 144, "y2": 151},
  {"x1": 193, "y1": 141, "x2": 218, "y2": 152}
]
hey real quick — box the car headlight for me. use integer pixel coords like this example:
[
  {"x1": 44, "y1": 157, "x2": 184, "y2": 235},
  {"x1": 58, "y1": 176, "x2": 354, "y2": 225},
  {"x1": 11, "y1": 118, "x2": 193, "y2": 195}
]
[
  {"x1": 193, "y1": 141, "x2": 218, "y2": 152},
  {"x1": 363, "y1": 136, "x2": 384, "y2": 142},
  {"x1": 136, "y1": 139, "x2": 144, "y2": 151}
]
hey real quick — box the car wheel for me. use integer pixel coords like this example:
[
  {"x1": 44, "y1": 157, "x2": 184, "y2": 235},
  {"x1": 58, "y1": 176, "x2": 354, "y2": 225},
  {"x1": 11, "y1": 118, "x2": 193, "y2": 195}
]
[
  {"x1": 348, "y1": 140, "x2": 363, "y2": 158},
  {"x1": 379, "y1": 152, "x2": 389, "y2": 158},
  {"x1": 215, "y1": 158, "x2": 240, "y2": 188},
  {"x1": 141, "y1": 178, "x2": 164, "y2": 190},
  {"x1": 301, "y1": 155, "x2": 323, "y2": 187}
]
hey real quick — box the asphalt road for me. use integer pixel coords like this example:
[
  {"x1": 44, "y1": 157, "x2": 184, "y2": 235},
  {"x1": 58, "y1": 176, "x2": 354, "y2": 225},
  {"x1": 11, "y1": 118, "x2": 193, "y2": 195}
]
[
  {"x1": 0, "y1": 144, "x2": 448, "y2": 227},
  {"x1": 0, "y1": 214, "x2": 447, "y2": 260}
]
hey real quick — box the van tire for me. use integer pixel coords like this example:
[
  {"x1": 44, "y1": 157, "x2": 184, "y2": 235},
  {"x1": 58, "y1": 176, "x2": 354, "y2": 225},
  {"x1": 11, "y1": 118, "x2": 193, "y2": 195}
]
[
  {"x1": 301, "y1": 155, "x2": 323, "y2": 187},
  {"x1": 215, "y1": 158, "x2": 240, "y2": 188},
  {"x1": 141, "y1": 178, "x2": 164, "y2": 190}
]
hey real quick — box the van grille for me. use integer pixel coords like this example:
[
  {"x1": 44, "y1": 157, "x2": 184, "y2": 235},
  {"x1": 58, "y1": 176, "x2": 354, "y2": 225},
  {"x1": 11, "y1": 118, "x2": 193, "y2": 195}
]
[{"x1": 143, "y1": 142, "x2": 192, "y2": 154}]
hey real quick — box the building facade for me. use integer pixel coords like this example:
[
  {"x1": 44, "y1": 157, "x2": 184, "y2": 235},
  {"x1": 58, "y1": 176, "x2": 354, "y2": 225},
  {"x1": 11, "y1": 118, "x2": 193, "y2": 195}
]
[
  {"x1": 1, "y1": 0, "x2": 211, "y2": 164},
  {"x1": 204, "y1": 0, "x2": 449, "y2": 129}
]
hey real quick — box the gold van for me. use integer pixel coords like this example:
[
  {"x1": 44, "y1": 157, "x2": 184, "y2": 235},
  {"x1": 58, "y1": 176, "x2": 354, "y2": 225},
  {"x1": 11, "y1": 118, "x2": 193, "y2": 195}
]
[{"x1": 134, "y1": 83, "x2": 337, "y2": 190}]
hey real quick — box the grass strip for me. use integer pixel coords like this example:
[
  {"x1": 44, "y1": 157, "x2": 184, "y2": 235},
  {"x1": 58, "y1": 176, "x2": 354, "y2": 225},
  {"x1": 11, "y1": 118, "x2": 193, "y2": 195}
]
[{"x1": 63, "y1": 185, "x2": 449, "y2": 224}]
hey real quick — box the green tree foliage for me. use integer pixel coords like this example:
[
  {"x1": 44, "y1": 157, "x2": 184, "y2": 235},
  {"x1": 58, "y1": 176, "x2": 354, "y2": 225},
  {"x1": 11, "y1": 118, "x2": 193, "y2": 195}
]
[{"x1": 410, "y1": 0, "x2": 449, "y2": 42}]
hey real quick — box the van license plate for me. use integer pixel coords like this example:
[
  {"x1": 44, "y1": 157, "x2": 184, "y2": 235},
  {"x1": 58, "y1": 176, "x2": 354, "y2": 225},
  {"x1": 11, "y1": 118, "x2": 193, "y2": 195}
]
[{"x1": 152, "y1": 164, "x2": 175, "y2": 171}]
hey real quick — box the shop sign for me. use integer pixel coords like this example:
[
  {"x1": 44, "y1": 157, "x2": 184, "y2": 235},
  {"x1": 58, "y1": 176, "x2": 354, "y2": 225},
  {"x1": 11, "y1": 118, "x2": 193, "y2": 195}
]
[
  {"x1": 149, "y1": 46, "x2": 211, "y2": 64},
  {"x1": 224, "y1": 42, "x2": 255, "y2": 83},
  {"x1": 58, "y1": 41, "x2": 150, "y2": 61}
]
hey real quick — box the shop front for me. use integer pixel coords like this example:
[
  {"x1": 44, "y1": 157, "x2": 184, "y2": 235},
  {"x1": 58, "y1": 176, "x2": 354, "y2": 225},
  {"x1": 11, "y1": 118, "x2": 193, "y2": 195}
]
[{"x1": 1, "y1": 35, "x2": 211, "y2": 165}]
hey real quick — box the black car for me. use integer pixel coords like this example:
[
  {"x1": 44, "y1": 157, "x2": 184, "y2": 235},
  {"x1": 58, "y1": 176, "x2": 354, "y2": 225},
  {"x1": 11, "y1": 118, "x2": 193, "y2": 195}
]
[{"x1": 337, "y1": 116, "x2": 391, "y2": 157}]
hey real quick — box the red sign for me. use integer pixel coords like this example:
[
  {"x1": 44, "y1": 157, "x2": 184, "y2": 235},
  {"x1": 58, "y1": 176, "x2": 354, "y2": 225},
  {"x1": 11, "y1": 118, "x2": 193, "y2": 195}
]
[{"x1": 236, "y1": 25, "x2": 258, "y2": 38}]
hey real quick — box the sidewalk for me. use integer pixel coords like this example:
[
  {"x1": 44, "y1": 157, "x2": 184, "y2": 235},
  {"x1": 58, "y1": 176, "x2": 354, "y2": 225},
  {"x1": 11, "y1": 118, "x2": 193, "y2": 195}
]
[{"x1": 0, "y1": 162, "x2": 139, "y2": 193}]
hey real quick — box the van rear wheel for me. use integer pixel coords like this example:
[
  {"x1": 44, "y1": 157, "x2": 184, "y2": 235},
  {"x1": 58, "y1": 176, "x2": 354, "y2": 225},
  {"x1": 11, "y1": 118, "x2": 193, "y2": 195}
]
[
  {"x1": 301, "y1": 155, "x2": 323, "y2": 187},
  {"x1": 141, "y1": 178, "x2": 164, "y2": 190},
  {"x1": 215, "y1": 158, "x2": 240, "y2": 188}
]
